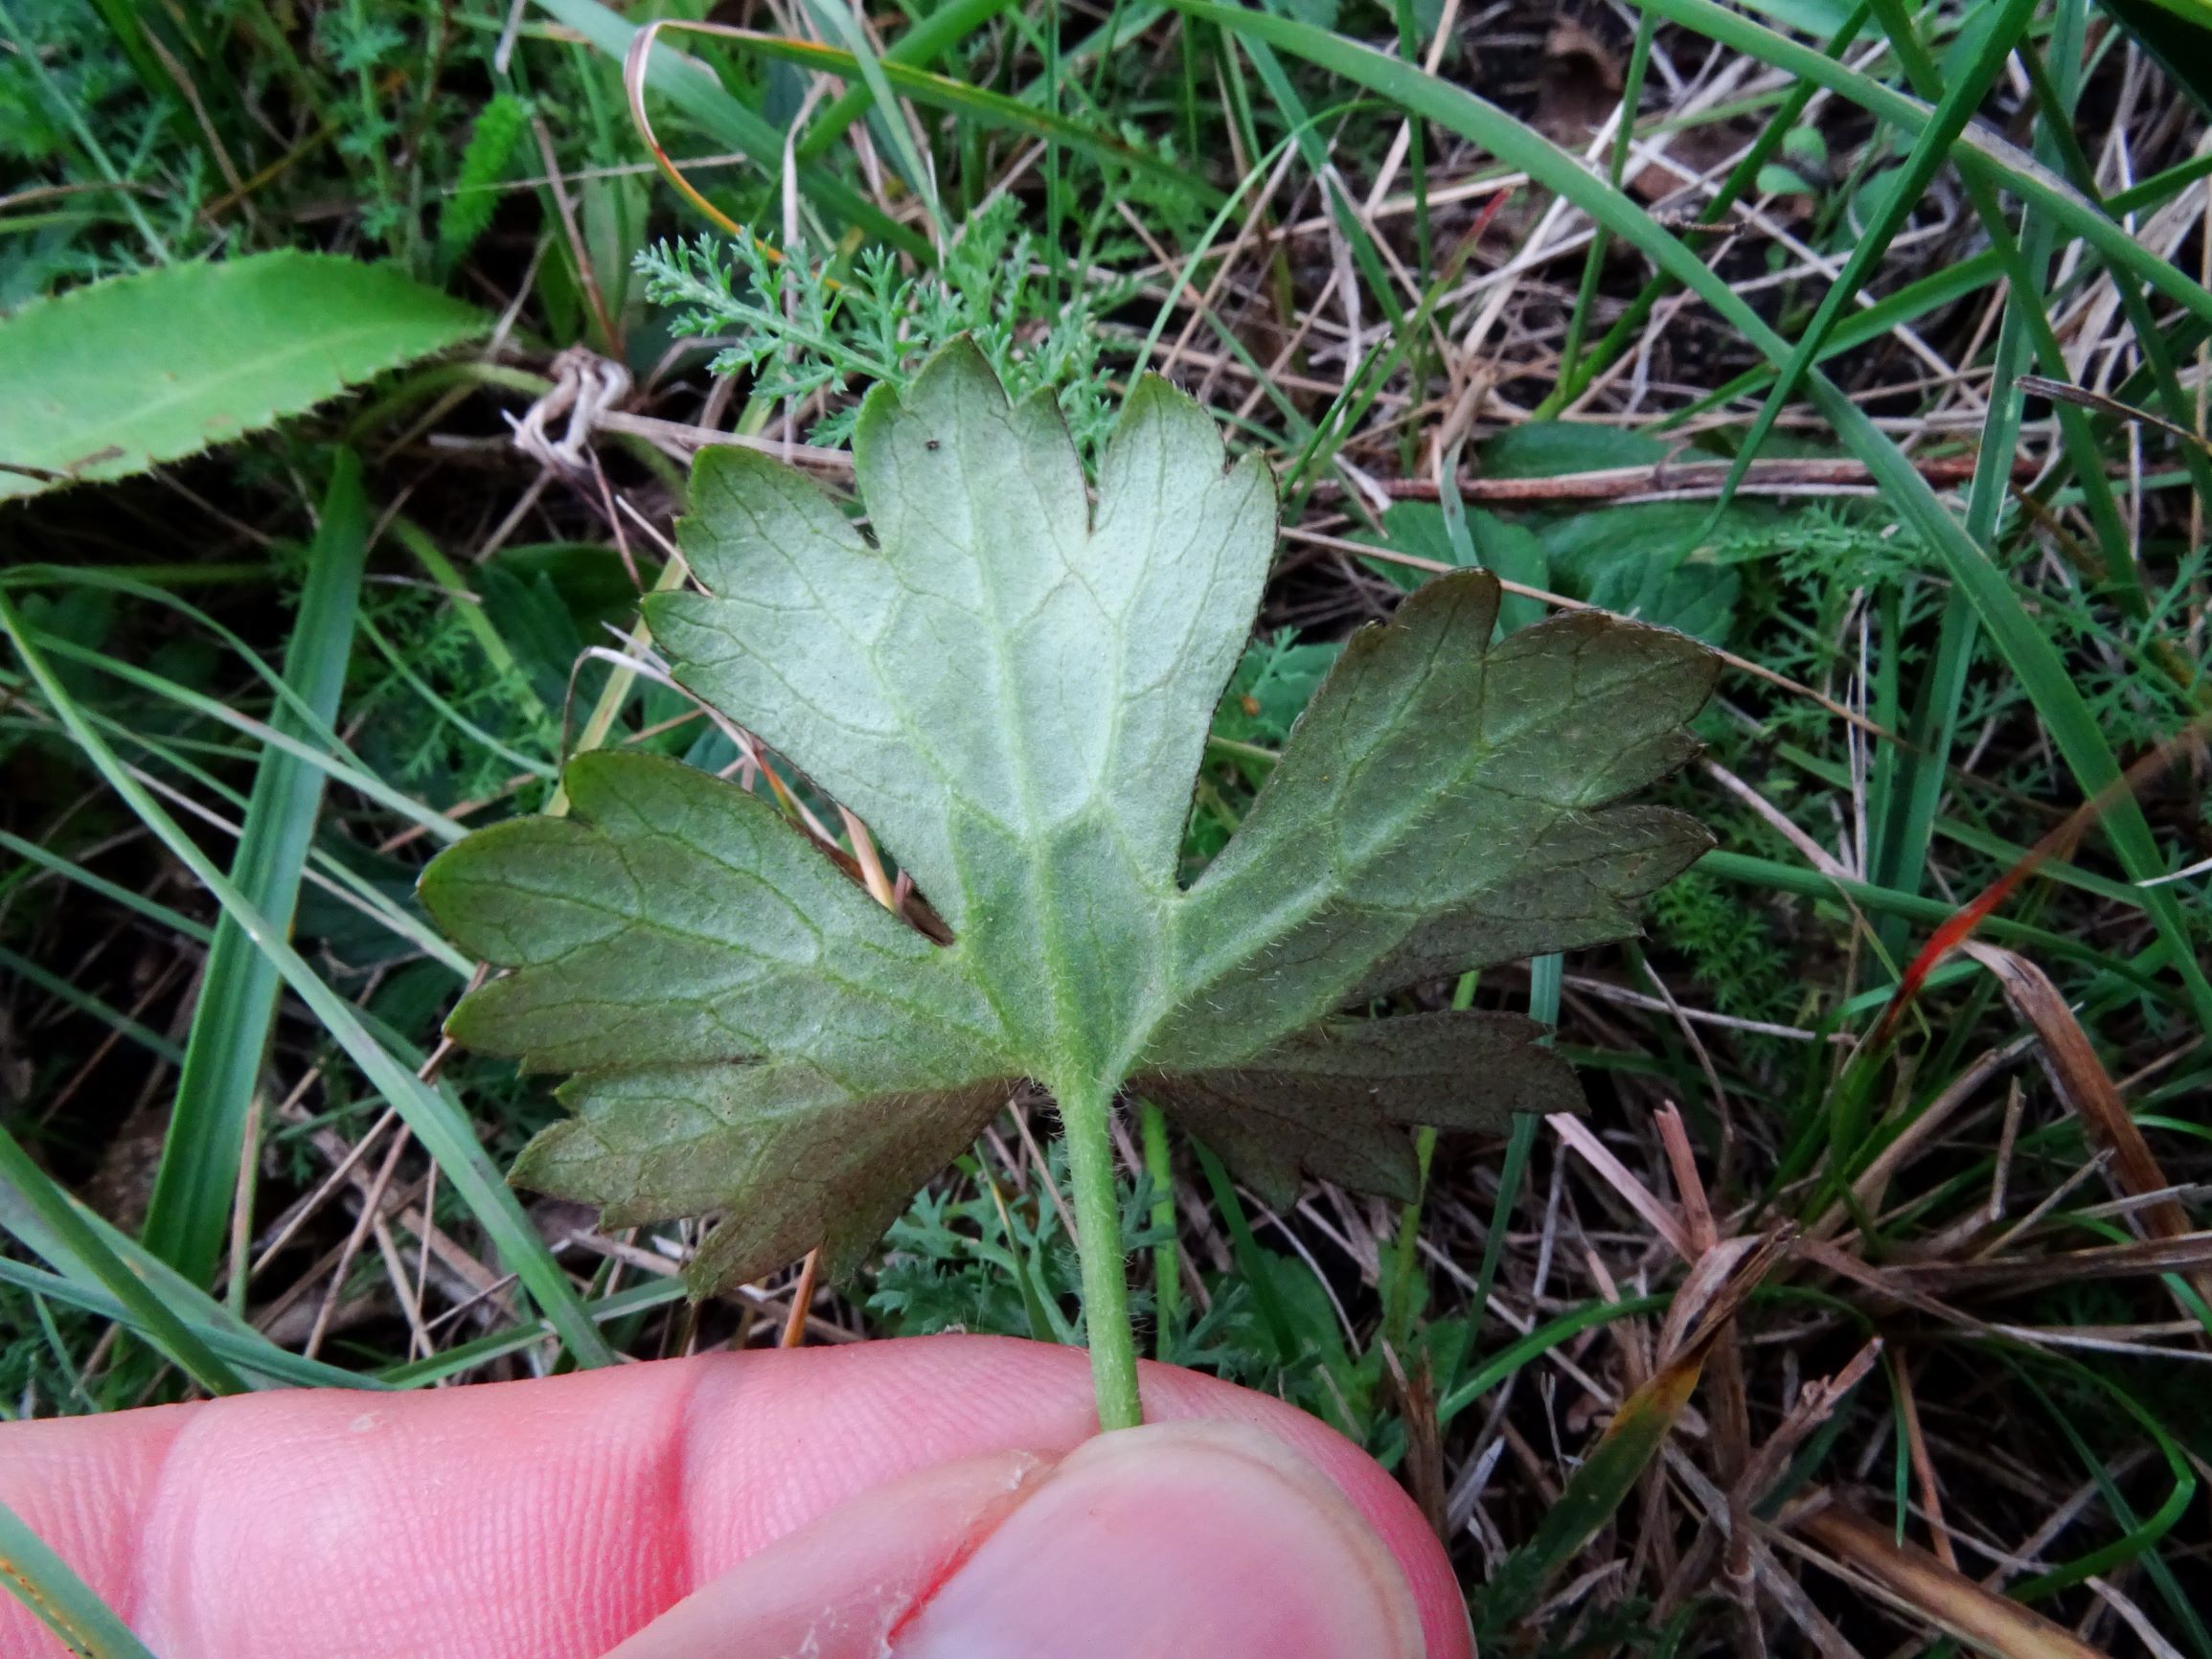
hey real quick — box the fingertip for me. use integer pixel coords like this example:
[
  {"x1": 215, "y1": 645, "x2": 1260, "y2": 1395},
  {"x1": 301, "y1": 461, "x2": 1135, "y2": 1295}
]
[
  {"x1": 1135, "y1": 1357, "x2": 1474, "y2": 1659},
  {"x1": 612, "y1": 1419, "x2": 1434, "y2": 1659},
  {"x1": 604, "y1": 1450, "x2": 1051, "y2": 1659},
  {"x1": 893, "y1": 1420, "x2": 1426, "y2": 1659}
]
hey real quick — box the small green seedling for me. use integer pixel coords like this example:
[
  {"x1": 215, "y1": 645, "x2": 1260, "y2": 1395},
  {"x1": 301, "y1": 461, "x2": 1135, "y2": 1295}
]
[{"x1": 420, "y1": 340, "x2": 1716, "y2": 1426}]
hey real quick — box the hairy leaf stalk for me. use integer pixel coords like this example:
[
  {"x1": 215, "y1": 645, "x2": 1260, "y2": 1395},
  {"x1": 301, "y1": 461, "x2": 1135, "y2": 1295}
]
[{"x1": 1059, "y1": 1078, "x2": 1143, "y2": 1430}]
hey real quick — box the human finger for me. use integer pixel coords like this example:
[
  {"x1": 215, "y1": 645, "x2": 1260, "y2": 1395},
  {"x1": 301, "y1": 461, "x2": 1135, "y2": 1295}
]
[
  {"x1": 0, "y1": 1334, "x2": 1471, "y2": 1659},
  {"x1": 608, "y1": 1420, "x2": 1425, "y2": 1659}
]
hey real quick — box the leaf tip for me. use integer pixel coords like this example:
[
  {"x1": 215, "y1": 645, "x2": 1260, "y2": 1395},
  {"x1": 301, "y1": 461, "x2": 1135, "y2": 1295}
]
[
  {"x1": 855, "y1": 331, "x2": 1004, "y2": 438},
  {"x1": 1116, "y1": 368, "x2": 1276, "y2": 487}
]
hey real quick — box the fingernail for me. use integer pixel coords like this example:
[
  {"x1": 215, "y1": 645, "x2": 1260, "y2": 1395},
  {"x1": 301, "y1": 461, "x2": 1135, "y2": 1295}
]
[
  {"x1": 891, "y1": 1420, "x2": 1425, "y2": 1659},
  {"x1": 604, "y1": 1451, "x2": 1050, "y2": 1659}
]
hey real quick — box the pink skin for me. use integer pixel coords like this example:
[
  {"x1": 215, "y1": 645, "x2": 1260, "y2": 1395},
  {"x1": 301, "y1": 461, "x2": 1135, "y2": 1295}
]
[{"x1": 0, "y1": 1334, "x2": 1473, "y2": 1659}]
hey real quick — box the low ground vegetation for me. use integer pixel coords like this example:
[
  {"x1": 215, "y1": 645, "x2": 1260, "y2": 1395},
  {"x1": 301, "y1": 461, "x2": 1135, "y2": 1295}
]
[{"x1": 3, "y1": 0, "x2": 2211, "y2": 1650}]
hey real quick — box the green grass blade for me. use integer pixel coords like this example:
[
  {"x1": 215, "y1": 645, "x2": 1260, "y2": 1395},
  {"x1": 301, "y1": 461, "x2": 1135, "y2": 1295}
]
[
  {"x1": 1192, "y1": 1140, "x2": 1304, "y2": 1368},
  {"x1": 531, "y1": 0, "x2": 932, "y2": 260},
  {"x1": 1774, "y1": 733, "x2": 2192, "y2": 920},
  {"x1": 1870, "y1": 0, "x2": 2142, "y2": 614},
  {"x1": 0, "y1": 831, "x2": 214, "y2": 944},
  {"x1": 1807, "y1": 413, "x2": 2212, "y2": 1028},
  {"x1": 2004, "y1": 1353, "x2": 2199, "y2": 1602},
  {"x1": 1440, "y1": 1293, "x2": 1671, "y2": 1424},
  {"x1": 0, "y1": 1099, "x2": 376, "y2": 1390},
  {"x1": 1540, "y1": 2, "x2": 1873, "y2": 420},
  {"x1": 1661, "y1": 247, "x2": 2000, "y2": 424},
  {"x1": 1165, "y1": 0, "x2": 2212, "y2": 1035},
  {"x1": 2, "y1": 677, "x2": 468, "y2": 979},
  {"x1": 0, "y1": 945, "x2": 185, "y2": 1066},
  {"x1": 388, "y1": 517, "x2": 557, "y2": 741},
  {"x1": 1281, "y1": 205, "x2": 1494, "y2": 500},
  {"x1": 1139, "y1": 1099, "x2": 1181, "y2": 1355},
  {"x1": 2015, "y1": 1361, "x2": 2212, "y2": 1659},
  {"x1": 1129, "y1": 131, "x2": 1316, "y2": 442},
  {"x1": 1704, "y1": 0, "x2": 2036, "y2": 520},
  {"x1": 1232, "y1": 37, "x2": 1405, "y2": 331},
  {"x1": 1454, "y1": 1109, "x2": 1538, "y2": 1372},
  {"x1": 0, "y1": 1257, "x2": 387, "y2": 1392},
  {"x1": 1620, "y1": 0, "x2": 2212, "y2": 333},
  {"x1": 2110, "y1": 149, "x2": 2212, "y2": 216},
  {"x1": 1, "y1": 566, "x2": 377, "y2": 766},
  {"x1": 0, "y1": 592, "x2": 618, "y2": 1370},
  {"x1": 1702, "y1": 850, "x2": 2169, "y2": 989},
  {"x1": 5, "y1": 673, "x2": 469, "y2": 981},
  {"x1": 703, "y1": 31, "x2": 1223, "y2": 210},
  {"x1": 80, "y1": 0, "x2": 174, "y2": 124},
  {"x1": 798, "y1": 0, "x2": 1013, "y2": 163},
  {"x1": 1557, "y1": 14, "x2": 1653, "y2": 395},
  {"x1": 141, "y1": 452, "x2": 369, "y2": 1288},
  {"x1": 17, "y1": 631, "x2": 465, "y2": 842},
  {"x1": 1474, "y1": 1345, "x2": 1704, "y2": 1635},
  {"x1": 1385, "y1": 0, "x2": 1434, "y2": 282},
  {"x1": 0, "y1": 1494, "x2": 159, "y2": 1659},
  {"x1": 2014, "y1": 43, "x2": 2212, "y2": 517},
  {"x1": 356, "y1": 614, "x2": 556, "y2": 781},
  {"x1": 0, "y1": 0, "x2": 169, "y2": 261},
  {"x1": 375, "y1": 1278, "x2": 687, "y2": 1386},
  {"x1": 795, "y1": 0, "x2": 945, "y2": 238},
  {"x1": 0, "y1": 1122, "x2": 248, "y2": 1396},
  {"x1": 1865, "y1": 0, "x2": 2077, "y2": 947}
]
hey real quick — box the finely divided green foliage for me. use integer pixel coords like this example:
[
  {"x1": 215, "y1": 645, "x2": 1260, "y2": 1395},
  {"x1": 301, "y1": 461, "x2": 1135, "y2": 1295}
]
[
  {"x1": 421, "y1": 341, "x2": 1716, "y2": 1294},
  {"x1": 0, "y1": 252, "x2": 484, "y2": 500}
]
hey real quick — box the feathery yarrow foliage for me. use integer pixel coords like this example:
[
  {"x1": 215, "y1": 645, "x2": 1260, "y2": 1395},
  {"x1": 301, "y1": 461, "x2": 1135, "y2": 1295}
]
[{"x1": 635, "y1": 196, "x2": 1128, "y2": 455}]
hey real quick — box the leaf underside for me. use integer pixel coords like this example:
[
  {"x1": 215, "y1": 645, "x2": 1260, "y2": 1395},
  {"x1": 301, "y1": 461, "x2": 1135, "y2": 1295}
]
[{"x1": 422, "y1": 339, "x2": 1715, "y2": 1292}]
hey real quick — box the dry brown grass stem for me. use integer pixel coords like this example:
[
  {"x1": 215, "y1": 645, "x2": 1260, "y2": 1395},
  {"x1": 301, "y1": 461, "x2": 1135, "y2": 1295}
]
[
  {"x1": 1790, "y1": 1504, "x2": 2113, "y2": 1659},
  {"x1": 1311, "y1": 455, "x2": 2033, "y2": 502},
  {"x1": 1961, "y1": 943, "x2": 2212, "y2": 1323}
]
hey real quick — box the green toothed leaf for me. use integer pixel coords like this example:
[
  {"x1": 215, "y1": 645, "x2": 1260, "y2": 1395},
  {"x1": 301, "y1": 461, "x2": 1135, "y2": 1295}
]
[
  {"x1": 421, "y1": 339, "x2": 1715, "y2": 1293},
  {"x1": 1137, "y1": 1011, "x2": 1584, "y2": 1210},
  {"x1": 0, "y1": 252, "x2": 485, "y2": 499}
]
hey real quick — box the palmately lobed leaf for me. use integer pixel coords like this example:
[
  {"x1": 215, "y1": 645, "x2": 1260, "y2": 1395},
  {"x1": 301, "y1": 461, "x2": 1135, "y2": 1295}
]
[
  {"x1": 513, "y1": 1062, "x2": 1010, "y2": 1289},
  {"x1": 421, "y1": 338, "x2": 1716, "y2": 1292},
  {"x1": 645, "y1": 345, "x2": 1277, "y2": 1085},
  {"x1": 1150, "y1": 575, "x2": 1716, "y2": 1069},
  {"x1": 1136, "y1": 1011, "x2": 1584, "y2": 1208},
  {"x1": 428, "y1": 750, "x2": 1006, "y2": 1085}
]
